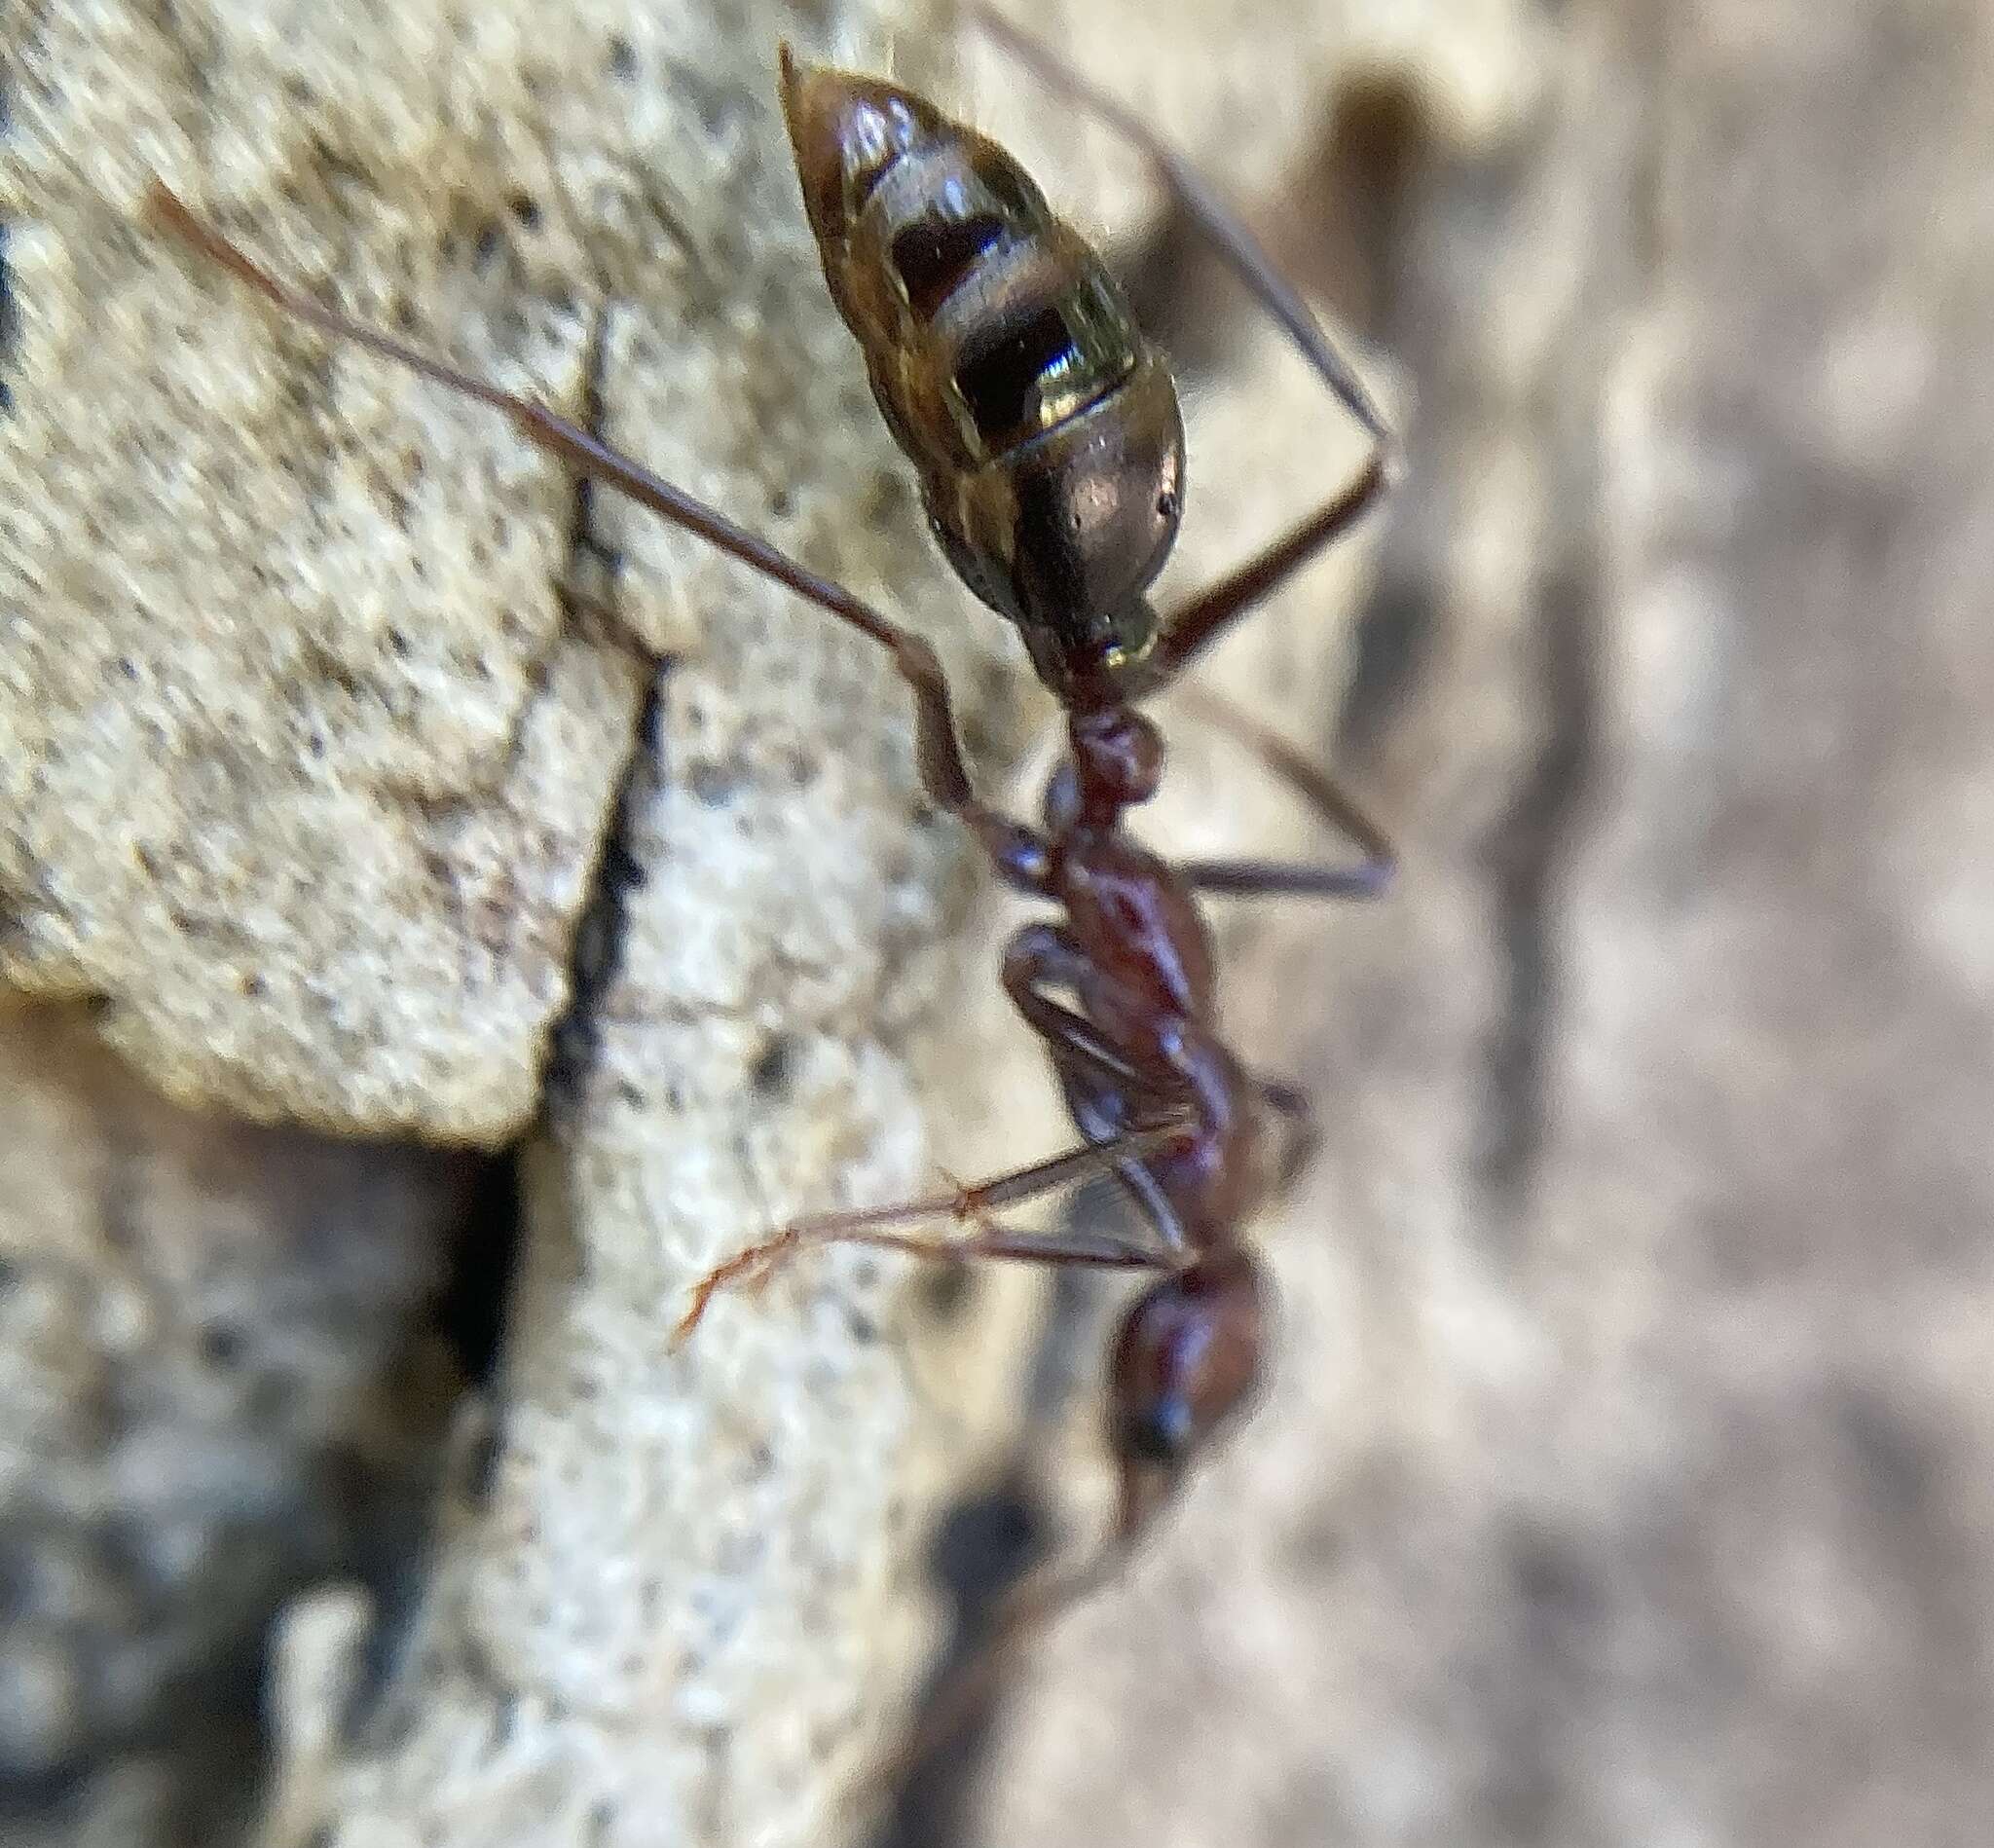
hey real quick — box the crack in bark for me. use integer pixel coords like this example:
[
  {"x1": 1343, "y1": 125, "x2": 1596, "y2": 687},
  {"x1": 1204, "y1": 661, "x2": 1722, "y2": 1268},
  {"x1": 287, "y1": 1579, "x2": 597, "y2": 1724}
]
[{"x1": 537, "y1": 302, "x2": 672, "y2": 1102}]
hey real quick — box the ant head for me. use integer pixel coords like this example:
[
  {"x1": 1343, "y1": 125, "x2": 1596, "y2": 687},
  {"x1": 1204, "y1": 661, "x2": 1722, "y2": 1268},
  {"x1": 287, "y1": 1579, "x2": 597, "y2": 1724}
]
[{"x1": 1107, "y1": 1251, "x2": 1266, "y2": 1542}]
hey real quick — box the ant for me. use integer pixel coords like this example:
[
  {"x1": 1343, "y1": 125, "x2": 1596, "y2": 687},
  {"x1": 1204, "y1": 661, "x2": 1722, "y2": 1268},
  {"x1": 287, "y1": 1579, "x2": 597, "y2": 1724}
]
[{"x1": 149, "y1": 4, "x2": 1398, "y2": 1741}]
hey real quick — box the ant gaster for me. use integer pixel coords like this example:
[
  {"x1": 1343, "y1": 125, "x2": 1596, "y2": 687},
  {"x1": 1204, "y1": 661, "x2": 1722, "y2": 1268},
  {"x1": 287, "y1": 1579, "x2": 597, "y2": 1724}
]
[{"x1": 149, "y1": 4, "x2": 1398, "y2": 1715}]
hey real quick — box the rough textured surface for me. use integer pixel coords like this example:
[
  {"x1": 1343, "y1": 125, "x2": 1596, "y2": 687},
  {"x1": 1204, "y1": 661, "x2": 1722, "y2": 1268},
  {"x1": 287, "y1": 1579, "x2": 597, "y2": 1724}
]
[
  {"x1": 964, "y1": 2, "x2": 1994, "y2": 1847},
  {"x1": 0, "y1": 998, "x2": 467, "y2": 1848},
  {"x1": 12, "y1": 0, "x2": 1994, "y2": 1845},
  {"x1": 5, "y1": 1, "x2": 1050, "y2": 1844},
  {"x1": 3, "y1": 0, "x2": 659, "y2": 1137}
]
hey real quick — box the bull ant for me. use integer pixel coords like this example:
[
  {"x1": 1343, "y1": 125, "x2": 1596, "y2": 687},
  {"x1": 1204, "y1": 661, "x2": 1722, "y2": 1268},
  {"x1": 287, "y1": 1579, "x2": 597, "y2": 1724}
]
[{"x1": 149, "y1": 4, "x2": 1399, "y2": 1746}]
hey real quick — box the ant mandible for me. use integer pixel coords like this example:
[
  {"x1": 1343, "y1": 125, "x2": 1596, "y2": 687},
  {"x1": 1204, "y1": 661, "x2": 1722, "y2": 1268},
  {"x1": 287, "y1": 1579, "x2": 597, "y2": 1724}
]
[{"x1": 149, "y1": 5, "x2": 1398, "y2": 1693}]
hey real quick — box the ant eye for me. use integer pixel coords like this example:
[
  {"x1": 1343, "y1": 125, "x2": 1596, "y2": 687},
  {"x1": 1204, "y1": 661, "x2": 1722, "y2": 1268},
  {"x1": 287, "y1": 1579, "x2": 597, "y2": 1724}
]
[{"x1": 1155, "y1": 489, "x2": 1179, "y2": 520}]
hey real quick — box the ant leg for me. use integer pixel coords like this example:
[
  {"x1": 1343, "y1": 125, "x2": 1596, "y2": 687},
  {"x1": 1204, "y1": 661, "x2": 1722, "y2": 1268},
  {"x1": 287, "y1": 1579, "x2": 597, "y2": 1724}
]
[
  {"x1": 1154, "y1": 453, "x2": 1389, "y2": 679},
  {"x1": 1002, "y1": 924, "x2": 1154, "y2": 1093},
  {"x1": 1002, "y1": 925, "x2": 1202, "y2": 1248},
  {"x1": 673, "y1": 1124, "x2": 1188, "y2": 1340},
  {"x1": 974, "y1": 10, "x2": 1396, "y2": 682},
  {"x1": 145, "y1": 183, "x2": 1052, "y2": 894},
  {"x1": 1168, "y1": 684, "x2": 1396, "y2": 900},
  {"x1": 973, "y1": 6, "x2": 1393, "y2": 453}
]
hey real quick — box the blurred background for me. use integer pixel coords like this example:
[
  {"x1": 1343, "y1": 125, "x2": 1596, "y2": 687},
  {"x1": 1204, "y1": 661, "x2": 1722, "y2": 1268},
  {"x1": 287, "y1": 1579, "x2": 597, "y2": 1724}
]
[{"x1": 6, "y1": 0, "x2": 1994, "y2": 1844}]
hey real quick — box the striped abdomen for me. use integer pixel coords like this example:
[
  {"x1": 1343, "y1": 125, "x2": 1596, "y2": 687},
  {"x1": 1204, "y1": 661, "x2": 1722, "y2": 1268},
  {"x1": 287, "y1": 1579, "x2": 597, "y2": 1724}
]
[{"x1": 780, "y1": 50, "x2": 1184, "y2": 705}]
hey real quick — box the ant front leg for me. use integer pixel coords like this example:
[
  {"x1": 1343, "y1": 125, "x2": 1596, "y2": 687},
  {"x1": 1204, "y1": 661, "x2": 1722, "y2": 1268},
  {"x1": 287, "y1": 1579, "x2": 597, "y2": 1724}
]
[{"x1": 144, "y1": 183, "x2": 1051, "y2": 896}]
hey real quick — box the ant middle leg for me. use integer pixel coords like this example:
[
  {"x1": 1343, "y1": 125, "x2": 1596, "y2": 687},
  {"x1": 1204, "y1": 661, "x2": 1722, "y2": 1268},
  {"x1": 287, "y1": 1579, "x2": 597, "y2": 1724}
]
[
  {"x1": 1002, "y1": 924, "x2": 1169, "y2": 1098},
  {"x1": 682, "y1": 924, "x2": 1206, "y2": 1337},
  {"x1": 144, "y1": 183, "x2": 1051, "y2": 894},
  {"x1": 1165, "y1": 684, "x2": 1395, "y2": 902}
]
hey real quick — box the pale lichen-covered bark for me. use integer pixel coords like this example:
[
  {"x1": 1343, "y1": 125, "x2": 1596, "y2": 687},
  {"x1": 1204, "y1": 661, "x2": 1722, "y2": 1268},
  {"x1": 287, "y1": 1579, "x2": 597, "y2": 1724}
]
[
  {"x1": 2, "y1": 2, "x2": 1071, "y2": 1843},
  {"x1": 33, "y1": 1, "x2": 1983, "y2": 1844}
]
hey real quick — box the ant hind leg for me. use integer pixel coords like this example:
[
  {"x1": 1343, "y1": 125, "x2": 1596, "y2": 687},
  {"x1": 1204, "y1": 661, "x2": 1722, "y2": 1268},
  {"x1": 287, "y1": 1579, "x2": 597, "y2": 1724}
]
[
  {"x1": 144, "y1": 182, "x2": 1052, "y2": 894},
  {"x1": 672, "y1": 1124, "x2": 1189, "y2": 1342},
  {"x1": 1168, "y1": 684, "x2": 1396, "y2": 903}
]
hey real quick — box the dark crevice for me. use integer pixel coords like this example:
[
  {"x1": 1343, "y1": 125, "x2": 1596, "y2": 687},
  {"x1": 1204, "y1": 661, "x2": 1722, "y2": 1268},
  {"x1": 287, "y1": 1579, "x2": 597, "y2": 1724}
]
[
  {"x1": 332, "y1": 291, "x2": 660, "y2": 1764},
  {"x1": 433, "y1": 1155, "x2": 523, "y2": 1386},
  {"x1": 337, "y1": 1162, "x2": 506, "y2": 1745},
  {"x1": 337, "y1": 293, "x2": 664, "y2": 1759},
  {"x1": 543, "y1": 677, "x2": 664, "y2": 1095},
  {"x1": 339, "y1": 1487, "x2": 443, "y2": 1747},
  {"x1": 538, "y1": 303, "x2": 672, "y2": 1100}
]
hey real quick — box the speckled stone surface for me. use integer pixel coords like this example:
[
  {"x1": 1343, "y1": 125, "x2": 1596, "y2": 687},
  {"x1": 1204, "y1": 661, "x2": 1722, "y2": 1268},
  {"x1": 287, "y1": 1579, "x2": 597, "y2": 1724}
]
[{"x1": 4, "y1": 2, "x2": 1054, "y2": 1844}]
